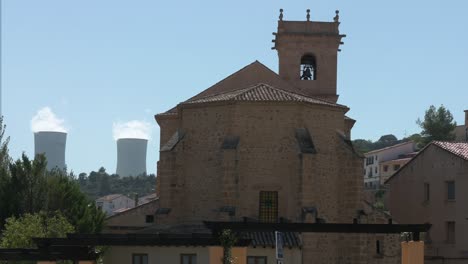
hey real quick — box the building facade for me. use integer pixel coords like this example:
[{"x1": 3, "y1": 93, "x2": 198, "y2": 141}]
[
  {"x1": 96, "y1": 194, "x2": 135, "y2": 216},
  {"x1": 363, "y1": 142, "x2": 416, "y2": 189},
  {"x1": 387, "y1": 141, "x2": 468, "y2": 263}
]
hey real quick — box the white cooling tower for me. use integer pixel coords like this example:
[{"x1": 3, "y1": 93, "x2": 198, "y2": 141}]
[
  {"x1": 34, "y1": 131, "x2": 67, "y2": 171},
  {"x1": 116, "y1": 138, "x2": 148, "y2": 177}
]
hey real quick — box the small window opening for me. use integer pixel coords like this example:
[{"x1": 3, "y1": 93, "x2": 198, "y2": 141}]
[
  {"x1": 300, "y1": 54, "x2": 316, "y2": 80},
  {"x1": 145, "y1": 215, "x2": 154, "y2": 223},
  {"x1": 376, "y1": 240, "x2": 382, "y2": 255}
]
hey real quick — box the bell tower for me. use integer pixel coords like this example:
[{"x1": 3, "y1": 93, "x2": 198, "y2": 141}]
[{"x1": 273, "y1": 9, "x2": 345, "y2": 102}]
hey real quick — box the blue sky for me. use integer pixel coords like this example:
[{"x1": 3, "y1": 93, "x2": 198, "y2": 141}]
[{"x1": 2, "y1": 0, "x2": 467, "y2": 175}]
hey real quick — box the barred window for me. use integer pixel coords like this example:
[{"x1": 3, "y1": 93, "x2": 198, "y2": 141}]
[{"x1": 259, "y1": 191, "x2": 278, "y2": 223}]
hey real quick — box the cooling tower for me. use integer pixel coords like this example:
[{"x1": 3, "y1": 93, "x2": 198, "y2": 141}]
[
  {"x1": 116, "y1": 138, "x2": 148, "y2": 177},
  {"x1": 34, "y1": 131, "x2": 67, "y2": 171}
]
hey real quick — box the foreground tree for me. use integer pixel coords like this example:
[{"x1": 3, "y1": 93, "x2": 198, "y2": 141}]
[
  {"x1": 46, "y1": 169, "x2": 106, "y2": 233},
  {"x1": 0, "y1": 118, "x2": 105, "y2": 233},
  {"x1": 417, "y1": 105, "x2": 457, "y2": 145},
  {"x1": 0, "y1": 117, "x2": 11, "y2": 227},
  {"x1": 0, "y1": 211, "x2": 74, "y2": 248}
]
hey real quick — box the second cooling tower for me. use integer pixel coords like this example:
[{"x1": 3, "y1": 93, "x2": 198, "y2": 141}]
[
  {"x1": 34, "y1": 131, "x2": 67, "y2": 171},
  {"x1": 116, "y1": 138, "x2": 148, "y2": 177}
]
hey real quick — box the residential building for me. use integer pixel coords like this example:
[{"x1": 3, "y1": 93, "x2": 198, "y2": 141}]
[
  {"x1": 386, "y1": 141, "x2": 468, "y2": 263},
  {"x1": 138, "y1": 193, "x2": 157, "y2": 205},
  {"x1": 379, "y1": 152, "x2": 417, "y2": 185},
  {"x1": 96, "y1": 194, "x2": 135, "y2": 216},
  {"x1": 363, "y1": 141, "x2": 415, "y2": 189},
  {"x1": 454, "y1": 110, "x2": 467, "y2": 142}
]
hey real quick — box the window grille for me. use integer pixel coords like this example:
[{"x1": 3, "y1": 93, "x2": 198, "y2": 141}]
[{"x1": 259, "y1": 191, "x2": 278, "y2": 223}]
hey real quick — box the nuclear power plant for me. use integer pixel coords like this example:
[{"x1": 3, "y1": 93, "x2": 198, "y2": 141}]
[
  {"x1": 34, "y1": 131, "x2": 67, "y2": 171},
  {"x1": 116, "y1": 138, "x2": 147, "y2": 177}
]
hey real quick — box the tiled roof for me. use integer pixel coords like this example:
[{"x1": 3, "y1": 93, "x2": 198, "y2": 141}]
[
  {"x1": 385, "y1": 141, "x2": 468, "y2": 184},
  {"x1": 156, "y1": 61, "x2": 346, "y2": 117},
  {"x1": 241, "y1": 231, "x2": 302, "y2": 248},
  {"x1": 135, "y1": 224, "x2": 301, "y2": 248},
  {"x1": 433, "y1": 141, "x2": 468, "y2": 160},
  {"x1": 183, "y1": 83, "x2": 346, "y2": 109}
]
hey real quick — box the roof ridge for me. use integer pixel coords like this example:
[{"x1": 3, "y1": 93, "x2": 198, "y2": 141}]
[
  {"x1": 180, "y1": 61, "x2": 263, "y2": 103},
  {"x1": 185, "y1": 83, "x2": 261, "y2": 102},
  {"x1": 385, "y1": 141, "x2": 468, "y2": 184},
  {"x1": 364, "y1": 141, "x2": 415, "y2": 155}
]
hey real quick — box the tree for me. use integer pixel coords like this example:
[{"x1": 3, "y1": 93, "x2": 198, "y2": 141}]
[
  {"x1": 0, "y1": 211, "x2": 74, "y2": 248},
  {"x1": 0, "y1": 156, "x2": 105, "y2": 233},
  {"x1": 0, "y1": 117, "x2": 11, "y2": 227},
  {"x1": 219, "y1": 229, "x2": 238, "y2": 264},
  {"x1": 45, "y1": 169, "x2": 105, "y2": 233},
  {"x1": 9, "y1": 154, "x2": 48, "y2": 214},
  {"x1": 402, "y1": 133, "x2": 424, "y2": 150},
  {"x1": 417, "y1": 105, "x2": 457, "y2": 144}
]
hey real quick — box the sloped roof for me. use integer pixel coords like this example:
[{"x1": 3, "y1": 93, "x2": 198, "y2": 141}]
[
  {"x1": 242, "y1": 231, "x2": 301, "y2": 248},
  {"x1": 364, "y1": 141, "x2": 415, "y2": 155},
  {"x1": 385, "y1": 141, "x2": 468, "y2": 184},
  {"x1": 432, "y1": 141, "x2": 468, "y2": 161},
  {"x1": 136, "y1": 223, "x2": 301, "y2": 248},
  {"x1": 159, "y1": 61, "x2": 342, "y2": 115},
  {"x1": 186, "y1": 61, "x2": 306, "y2": 101},
  {"x1": 96, "y1": 194, "x2": 126, "y2": 202},
  {"x1": 182, "y1": 83, "x2": 346, "y2": 109}
]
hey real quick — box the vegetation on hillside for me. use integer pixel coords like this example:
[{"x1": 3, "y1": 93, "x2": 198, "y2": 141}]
[
  {"x1": 77, "y1": 168, "x2": 156, "y2": 200},
  {"x1": 353, "y1": 105, "x2": 457, "y2": 154}
]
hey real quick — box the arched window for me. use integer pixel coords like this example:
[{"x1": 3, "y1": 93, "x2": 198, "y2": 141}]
[{"x1": 300, "y1": 54, "x2": 317, "y2": 80}]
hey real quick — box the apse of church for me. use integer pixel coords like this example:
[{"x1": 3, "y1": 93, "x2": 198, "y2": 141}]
[{"x1": 153, "y1": 9, "x2": 400, "y2": 264}]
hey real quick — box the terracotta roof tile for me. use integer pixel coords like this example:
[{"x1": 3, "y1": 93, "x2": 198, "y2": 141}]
[
  {"x1": 242, "y1": 231, "x2": 302, "y2": 248},
  {"x1": 182, "y1": 83, "x2": 346, "y2": 109},
  {"x1": 433, "y1": 141, "x2": 468, "y2": 161}
]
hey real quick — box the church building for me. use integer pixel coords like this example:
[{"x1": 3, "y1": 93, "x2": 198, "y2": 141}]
[{"x1": 103, "y1": 9, "x2": 404, "y2": 264}]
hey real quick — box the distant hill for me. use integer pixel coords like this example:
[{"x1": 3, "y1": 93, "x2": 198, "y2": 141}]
[
  {"x1": 77, "y1": 167, "x2": 156, "y2": 200},
  {"x1": 352, "y1": 133, "x2": 423, "y2": 155}
]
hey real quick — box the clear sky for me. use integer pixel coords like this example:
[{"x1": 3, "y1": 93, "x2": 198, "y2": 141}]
[{"x1": 2, "y1": 0, "x2": 467, "y2": 175}]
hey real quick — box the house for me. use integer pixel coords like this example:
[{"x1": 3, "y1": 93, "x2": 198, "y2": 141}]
[
  {"x1": 138, "y1": 193, "x2": 158, "y2": 205},
  {"x1": 454, "y1": 110, "x2": 467, "y2": 142},
  {"x1": 379, "y1": 152, "x2": 417, "y2": 185},
  {"x1": 363, "y1": 141, "x2": 416, "y2": 189},
  {"x1": 95, "y1": 194, "x2": 135, "y2": 216},
  {"x1": 386, "y1": 141, "x2": 468, "y2": 263}
]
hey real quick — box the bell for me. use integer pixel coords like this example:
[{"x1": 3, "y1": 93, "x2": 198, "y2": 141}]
[{"x1": 301, "y1": 67, "x2": 312, "y2": 80}]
